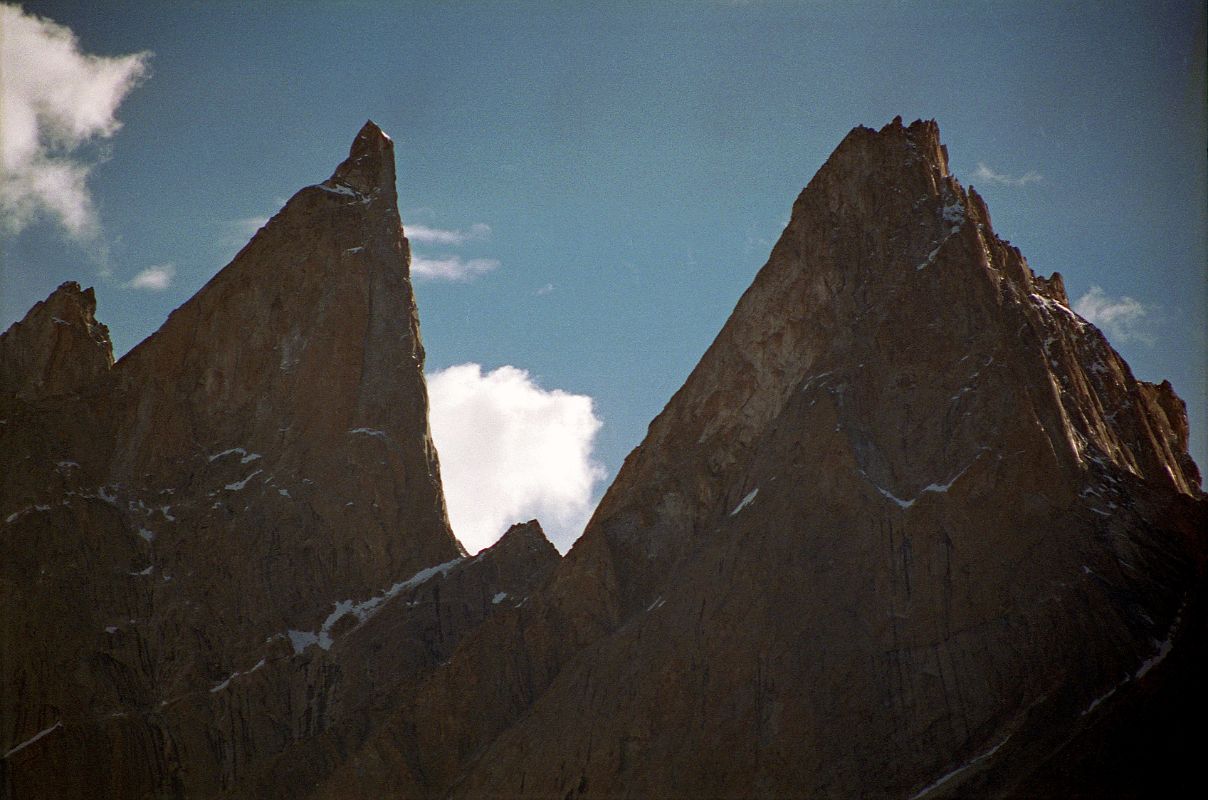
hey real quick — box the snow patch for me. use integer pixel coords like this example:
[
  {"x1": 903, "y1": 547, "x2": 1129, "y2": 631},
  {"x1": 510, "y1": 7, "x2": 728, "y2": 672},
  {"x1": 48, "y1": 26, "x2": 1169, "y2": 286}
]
[
  {"x1": 877, "y1": 486, "x2": 916, "y2": 509},
  {"x1": 320, "y1": 182, "x2": 360, "y2": 198},
  {"x1": 1078, "y1": 595, "x2": 1188, "y2": 718},
  {"x1": 1029, "y1": 292, "x2": 1081, "y2": 324},
  {"x1": 129, "y1": 565, "x2": 153, "y2": 576},
  {"x1": 2, "y1": 504, "x2": 50, "y2": 524},
  {"x1": 209, "y1": 447, "x2": 261, "y2": 464},
  {"x1": 138, "y1": 528, "x2": 154, "y2": 542},
  {"x1": 224, "y1": 470, "x2": 263, "y2": 492},
  {"x1": 345, "y1": 246, "x2": 364, "y2": 254},
  {"x1": 730, "y1": 488, "x2": 759, "y2": 516},
  {"x1": 800, "y1": 371, "x2": 834, "y2": 392},
  {"x1": 1136, "y1": 633, "x2": 1177, "y2": 679},
  {"x1": 286, "y1": 630, "x2": 318, "y2": 654},
  {"x1": 646, "y1": 596, "x2": 666, "y2": 612},
  {"x1": 1081, "y1": 678, "x2": 1128, "y2": 717},
  {"x1": 492, "y1": 591, "x2": 507, "y2": 604},
  {"x1": 910, "y1": 734, "x2": 1010, "y2": 800},
  {"x1": 916, "y1": 242, "x2": 945, "y2": 270},
  {"x1": 863, "y1": 455, "x2": 981, "y2": 509},
  {"x1": 289, "y1": 558, "x2": 464, "y2": 653},
  {"x1": 4, "y1": 720, "x2": 63, "y2": 758},
  {"x1": 348, "y1": 427, "x2": 388, "y2": 440},
  {"x1": 209, "y1": 658, "x2": 267, "y2": 694},
  {"x1": 941, "y1": 197, "x2": 965, "y2": 226}
]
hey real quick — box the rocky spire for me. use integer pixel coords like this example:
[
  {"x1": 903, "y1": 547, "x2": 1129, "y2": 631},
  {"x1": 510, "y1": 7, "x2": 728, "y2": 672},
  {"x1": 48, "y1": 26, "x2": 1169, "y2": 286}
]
[
  {"x1": 0, "y1": 281, "x2": 113, "y2": 399},
  {"x1": 325, "y1": 120, "x2": 398, "y2": 203},
  {"x1": 372, "y1": 118, "x2": 1205, "y2": 799}
]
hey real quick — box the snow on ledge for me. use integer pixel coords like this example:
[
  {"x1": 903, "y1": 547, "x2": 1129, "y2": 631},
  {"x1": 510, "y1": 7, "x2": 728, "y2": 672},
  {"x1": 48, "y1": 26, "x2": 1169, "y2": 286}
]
[
  {"x1": 4, "y1": 720, "x2": 63, "y2": 758},
  {"x1": 730, "y1": 488, "x2": 759, "y2": 516},
  {"x1": 209, "y1": 658, "x2": 267, "y2": 694},
  {"x1": 209, "y1": 447, "x2": 261, "y2": 465},
  {"x1": 909, "y1": 734, "x2": 1010, "y2": 800},
  {"x1": 224, "y1": 470, "x2": 263, "y2": 492},
  {"x1": 288, "y1": 557, "x2": 464, "y2": 654}
]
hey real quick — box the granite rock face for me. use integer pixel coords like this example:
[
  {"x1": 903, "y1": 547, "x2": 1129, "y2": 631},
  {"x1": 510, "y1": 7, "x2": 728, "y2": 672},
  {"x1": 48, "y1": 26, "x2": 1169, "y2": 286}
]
[
  {"x1": 0, "y1": 281, "x2": 113, "y2": 400},
  {"x1": 344, "y1": 119, "x2": 1205, "y2": 798},
  {"x1": 0, "y1": 123, "x2": 562, "y2": 797},
  {"x1": 2, "y1": 118, "x2": 1203, "y2": 798}
]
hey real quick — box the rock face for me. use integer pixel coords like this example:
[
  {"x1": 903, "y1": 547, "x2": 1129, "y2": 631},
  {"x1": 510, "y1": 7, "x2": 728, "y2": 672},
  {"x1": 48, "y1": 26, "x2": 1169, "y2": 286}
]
[
  {"x1": 0, "y1": 281, "x2": 113, "y2": 400},
  {"x1": 2, "y1": 118, "x2": 1204, "y2": 798},
  {"x1": 331, "y1": 119, "x2": 1205, "y2": 798},
  {"x1": 0, "y1": 122, "x2": 561, "y2": 798}
]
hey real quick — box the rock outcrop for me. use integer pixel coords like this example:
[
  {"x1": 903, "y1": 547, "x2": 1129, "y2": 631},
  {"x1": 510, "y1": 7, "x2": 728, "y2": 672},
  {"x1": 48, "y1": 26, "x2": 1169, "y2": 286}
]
[
  {"x1": 2, "y1": 118, "x2": 1203, "y2": 799},
  {"x1": 0, "y1": 122, "x2": 561, "y2": 798},
  {"x1": 331, "y1": 118, "x2": 1205, "y2": 798},
  {"x1": 0, "y1": 281, "x2": 113, "y2": 400}
]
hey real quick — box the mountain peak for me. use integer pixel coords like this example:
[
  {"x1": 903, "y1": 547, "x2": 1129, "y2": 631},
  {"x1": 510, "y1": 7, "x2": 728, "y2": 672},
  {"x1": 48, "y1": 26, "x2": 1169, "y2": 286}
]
[
  {"x1": 0, "y1": 280, "x2": 113, "y2": 399},
  {"x1": 326, "y1": 119, "x2": 397, "y2": 198}
]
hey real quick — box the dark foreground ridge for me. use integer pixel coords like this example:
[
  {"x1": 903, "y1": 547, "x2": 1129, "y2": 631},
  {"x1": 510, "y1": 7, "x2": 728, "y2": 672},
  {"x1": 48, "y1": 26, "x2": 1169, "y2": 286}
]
[{"x1": 1, "y1": 118, "x2": 1203, "y2": 798}]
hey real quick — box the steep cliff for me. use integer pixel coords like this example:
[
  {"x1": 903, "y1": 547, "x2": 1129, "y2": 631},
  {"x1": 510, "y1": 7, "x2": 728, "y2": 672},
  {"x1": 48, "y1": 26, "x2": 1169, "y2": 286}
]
[
  {"x1": 2, "y1": 118, "x2": 1202, "y2": 799},
  {"x1": 348, "y1": 118, "x2": 1205, "y2": 798},
  {"x1": 0, "y1": 122, "x2": 560, "y2": 798}
]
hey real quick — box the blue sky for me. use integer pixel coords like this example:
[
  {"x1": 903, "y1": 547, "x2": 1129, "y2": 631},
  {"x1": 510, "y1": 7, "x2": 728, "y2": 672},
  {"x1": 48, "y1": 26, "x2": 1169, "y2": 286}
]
[{"x1": 3, "y1": 1, "x2": 1205, "y2": 549}]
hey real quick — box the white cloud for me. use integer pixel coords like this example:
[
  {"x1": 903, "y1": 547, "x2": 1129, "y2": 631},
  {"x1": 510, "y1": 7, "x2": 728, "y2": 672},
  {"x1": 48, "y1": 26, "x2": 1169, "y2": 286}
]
[
  {"x1": 1073, "y1": 285, "x2": 1155, "y2": 345},
  {"x1": 411, "y1": 255, "x2": 500, "y2": 282},
  {"x1": 407, "y1": 222, "x2": 490, "y2": 246},
  {"x1": 0, "y1": 4, "x2": 150, "y2": 240},
  {"x1": 405, "y1": 217, "x2": 497, "y2": 281},
  {"x1": 427, "y1": 363, "x2": 606, "y2": 554},
  {"x1": 535, "y1": 283, "x2": 555, "y2": 296},
  {"x1": 127, "y1": 263, "x2": 174, "y2": 291},
  {"x1": 233, "y1": 215, "x2": 270, "y2": 237},
  {"x1": 970, "y1": 162, "x2": 1042, "y2": 187}
]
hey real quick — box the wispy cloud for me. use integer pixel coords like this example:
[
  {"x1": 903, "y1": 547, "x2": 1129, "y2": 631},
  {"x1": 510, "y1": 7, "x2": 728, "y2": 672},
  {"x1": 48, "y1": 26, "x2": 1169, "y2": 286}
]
[
  {"x1": 427, "y1": 363, "x2": 606, "y2": 554},
  {"x1": 1073, "y1": 285, "x2": 1155, "y2": 345},
  {"x1": 407, "y1": 222, "x2": 490, "y2": 246},
  {"x1": 0, "y1": 5, "x2": 150, "y2": 242},
  {"x1": 406, "y1": 217, "x2": 498, "y2": 282},
  {"x1": 232, "y1": 215, "x2": 270, "y2": 238},
  {"x1": 535, "y1": 283, "x2": 555, "y2": 296},
  {"x1": 127, "y1": 263, "x2": 174, "y2": 291},
  {"x1": 411, "y1": 255, "x2": 500, "y2": 282},
  {"x1": 971, "y1": 162, "x2": 1042, "y2": 187}
]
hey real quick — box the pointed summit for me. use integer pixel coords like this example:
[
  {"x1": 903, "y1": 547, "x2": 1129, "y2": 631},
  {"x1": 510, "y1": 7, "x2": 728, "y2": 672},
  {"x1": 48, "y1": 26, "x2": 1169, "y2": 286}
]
[
  {"x1": 326, "y1": 119, "x2": 397, "y2": 200},
  {"x1": 0, "y1": 281, "x2": 113, "y2": 399},
  {"x1": 374, "y1": 118, "x2": 1206, "y2": 799},
  {"x1": 104, "y1": 115, "x2": 458, "y2": 634}
]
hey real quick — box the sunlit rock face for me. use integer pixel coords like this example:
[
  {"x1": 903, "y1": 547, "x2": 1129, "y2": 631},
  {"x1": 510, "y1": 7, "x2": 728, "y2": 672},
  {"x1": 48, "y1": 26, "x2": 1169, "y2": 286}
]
[
  {"x1": 0, "y1": 122, "x2": 565, "y2": 798},
  {"x1": 338, "y1": 118, "x2": 1204, "y2": 799},
  {"x1": 1, "y1": 119, "x2": 1203, "y2": 798}
]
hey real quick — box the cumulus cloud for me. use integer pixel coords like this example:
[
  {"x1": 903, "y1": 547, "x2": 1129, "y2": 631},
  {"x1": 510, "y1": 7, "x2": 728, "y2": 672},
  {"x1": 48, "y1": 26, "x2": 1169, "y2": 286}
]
[
  {"x1": 427, "y1": 363, "x2": 606, "y2": 554},
  {"x1": 1073, "y1": 285, "x2": 1155, "y2": 345},
  {"x1": 127, "y1": 263, "x2": 174, "y2": 291},
  {"x1": 411, "y1": 255, "x2": 500, "y2": 282},
  {"x1": 0, "y1": 4, "x2": 150, "y2": 239},
  {"x1": 970, "y1": 162, "x2": 1042, "y2": 187},
  {"x1": 407, "y1": 222, "x2": 490, "y2": 246}
]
